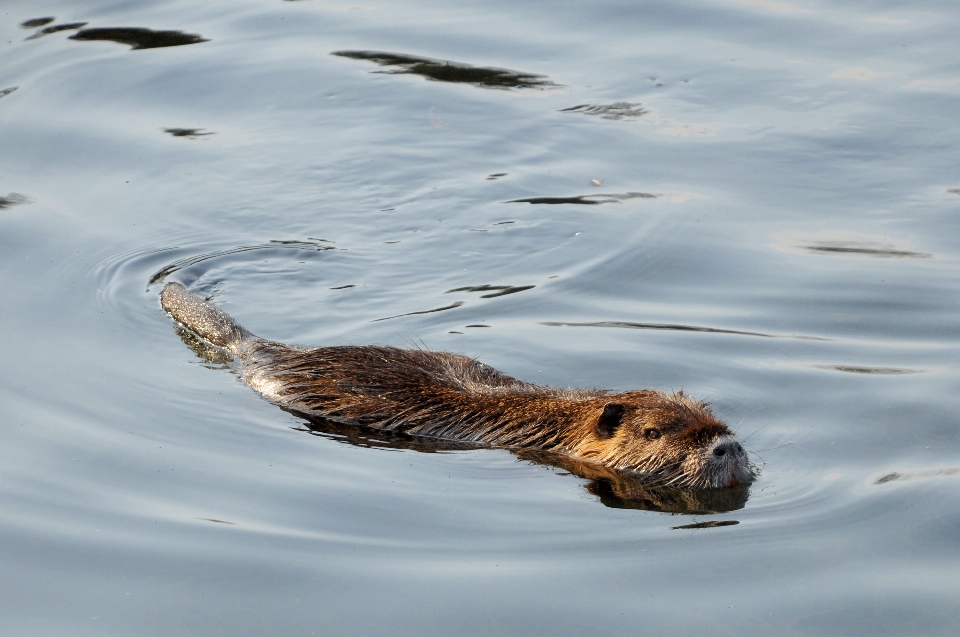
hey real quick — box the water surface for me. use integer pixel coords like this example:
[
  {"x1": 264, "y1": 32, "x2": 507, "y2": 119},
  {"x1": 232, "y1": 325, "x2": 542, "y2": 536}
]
[{"x1": 2, "y1": 0, "x2": 960, "y2": 635}]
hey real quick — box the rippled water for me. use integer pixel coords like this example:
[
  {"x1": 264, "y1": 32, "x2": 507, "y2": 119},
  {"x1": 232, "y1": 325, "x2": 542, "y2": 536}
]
[{"x1": 3, "y1": 0, "x2": 960, "y2": 634}]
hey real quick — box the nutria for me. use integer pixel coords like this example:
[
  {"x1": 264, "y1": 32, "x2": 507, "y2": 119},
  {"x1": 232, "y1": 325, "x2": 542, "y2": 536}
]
[{"x1": 160, "y1": 282, "x2": 755, "y2": 489}]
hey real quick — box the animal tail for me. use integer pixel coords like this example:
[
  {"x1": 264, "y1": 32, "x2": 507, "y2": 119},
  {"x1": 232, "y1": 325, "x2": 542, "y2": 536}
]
[{"x1": 160, "y1": 282, "x2": 255, "y2": 352}]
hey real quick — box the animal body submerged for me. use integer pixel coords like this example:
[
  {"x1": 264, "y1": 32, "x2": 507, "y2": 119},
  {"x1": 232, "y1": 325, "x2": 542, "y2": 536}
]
[{"x1": 160, "y1": 283, "x2": 755, "y2": 489}]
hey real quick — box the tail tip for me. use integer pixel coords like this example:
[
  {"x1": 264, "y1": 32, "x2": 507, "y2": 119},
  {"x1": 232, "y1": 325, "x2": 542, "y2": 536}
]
[
  {"x1": 160, "y1": 281, "x2": 190, "y2": 316},
  {"x1": 159, "y1": 282, "x2": 251, "y2": 349}
]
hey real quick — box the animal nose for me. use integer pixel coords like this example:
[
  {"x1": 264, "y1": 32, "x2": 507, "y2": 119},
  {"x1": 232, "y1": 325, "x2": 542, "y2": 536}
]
[{"x1": 713, "y1": 441, "x2": 742, "y2": 457}]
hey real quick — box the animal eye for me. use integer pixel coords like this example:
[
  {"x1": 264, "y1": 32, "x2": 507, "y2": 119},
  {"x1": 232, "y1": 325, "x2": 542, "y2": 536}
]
[{"x1": 645, "y1": 429, "x2": 661, "y2": 441}]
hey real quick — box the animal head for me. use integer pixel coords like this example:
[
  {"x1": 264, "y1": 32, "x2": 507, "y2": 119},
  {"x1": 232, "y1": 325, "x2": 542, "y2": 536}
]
[{"x1": 574, "y1": 390, "x2": 755, "y2": 489}]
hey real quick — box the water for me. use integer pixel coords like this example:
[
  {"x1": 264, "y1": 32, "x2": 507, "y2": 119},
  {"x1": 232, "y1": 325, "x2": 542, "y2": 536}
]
[{"x1": 2, "y1": 0, "x2": 959, "y2": 634}]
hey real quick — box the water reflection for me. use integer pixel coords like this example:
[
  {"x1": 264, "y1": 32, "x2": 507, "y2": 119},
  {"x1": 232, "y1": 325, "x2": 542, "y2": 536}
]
[
  {"x1": 372, "y1": 284, "x2": 537, "y2": 321},
  {"x1": 371, "y1": 302, "x2": 464, "y2": 322},
  {"x1": 446, "y1": 284, "x2": 535, "y2": 298},
  {"x1": 0, "y1": 193, "x2": 29, "y2": 209},
  {"x1": 69, "y1": 27, "x2": 209, "y2": 50},
  {"x1": 164, "y1": 128, "x2": 215, "y2": 138},
  {"x1": 174, "y1": 326, "x2": 233, "y2": 369},
  {"x1": 25, "y1": 22, "x2": 87, "y2": 40},
  {"x1": 20, "y1": 17, "x2": 55, "y2": 28},
  {"x1": 542, "y1": 320, "x2": 830, "y2": 341},
  {"x1": 148, "y1": 240, "x2": 335, "y2": 285},
  {"x1": 672, "y1": 520, "x2": 739, "y2": 529},
  {"x1": 804, "y1": 244, "x2": 932, "y2": 258},
  {"x1": 873, "y1": 467, "x2": 960, "y2": 485},
  {"x1": 516, "y1": 450, "x2": 750, "y2": 513},
  {"x1": 771, "y1": 230, "x2": 932, "y2": 258},
  {"x1": 506, "y1": 192, "x2": 655, "y2": 205},
  {"x1": 818, "y1": 365, "x2": 920, "y2": 375},
  {"x1": 560, "y1": 102, "x2": 648, "y2": 120},
  {"x1": 332, "y1": 51, "x2": 557, "y2": 89}
]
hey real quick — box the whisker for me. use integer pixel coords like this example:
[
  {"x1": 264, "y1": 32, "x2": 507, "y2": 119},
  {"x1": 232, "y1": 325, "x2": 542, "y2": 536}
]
[
  {"x1": 742, "y1": 420, "x2": 772, "y2": 442},
  {"x1": 733, "y1": 415, "x2": 746, "y2": 435}
]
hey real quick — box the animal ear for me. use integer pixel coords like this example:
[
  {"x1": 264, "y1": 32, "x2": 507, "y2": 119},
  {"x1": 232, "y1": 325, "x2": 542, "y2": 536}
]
[{"x1": 595, "y1": 402, "x2": 625, "y2": 439}]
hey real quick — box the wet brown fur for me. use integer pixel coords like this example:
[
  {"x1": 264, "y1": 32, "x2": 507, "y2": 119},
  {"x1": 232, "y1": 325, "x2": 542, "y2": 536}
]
[{"x1": 161, "y1": 282, "x2": 754, "y2": 488}]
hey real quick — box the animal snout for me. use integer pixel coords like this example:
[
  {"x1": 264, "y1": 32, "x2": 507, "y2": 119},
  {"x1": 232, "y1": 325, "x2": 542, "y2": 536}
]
[{"x1": 712, "y1": 440, "x2": 743, "y2": 457}]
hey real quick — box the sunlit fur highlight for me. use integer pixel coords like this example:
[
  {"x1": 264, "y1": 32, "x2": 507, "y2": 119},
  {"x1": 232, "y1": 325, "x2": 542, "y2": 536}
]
[{"x1": 161, "y1": 283, "x2": 756, "y2": 489}]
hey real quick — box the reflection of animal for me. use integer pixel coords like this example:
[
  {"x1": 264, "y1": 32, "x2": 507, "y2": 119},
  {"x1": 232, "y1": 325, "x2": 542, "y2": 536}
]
[
  {"x1": 161, "y1": 283, "x2": 755, "y2": 489},
  {"x1": 515, "y1": 450, "x2": 750, "y2": 513}
]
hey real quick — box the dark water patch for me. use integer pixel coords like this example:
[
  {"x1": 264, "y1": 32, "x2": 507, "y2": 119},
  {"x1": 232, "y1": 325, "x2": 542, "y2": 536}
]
[
  {"x1": 148, "y1": 240, "x2": 335, "y2": 285},
  {"x1": 465, "y1": 324, "x2": 489, "y2": 328},
  {"x1": 819, "y1": 365, "x2": 920, "y2": 375},
  {"x1": 332, "y1": 51, "x2": 556, "y2": 89},
  {"x1": 25, "y1": 22, "x2": 87, "y2": 40},
  {"x1": 542, "y1": 320, "x2": 831, "y2": 341},
  {"x1": 164, "y1": 128, "x2": 214, "y2": 138},
  {"x1": 448, "y1": 331, "x2": 463, "y2": 334},
  {"x1": 20, "y1": 17, "x2": 55, "y2": 28},
  {"x1": 0, "y1": 193, "x2": 29, "y2": 209},
  {"x1": 560, "y1": 102, "x2": 648, "y2": 120},
  {"x1": 506, "y1": 192, "x2": 656, "y2": 205},
  {"x1": 69, "y1": 27, "x2": 209, "y2": 50},
  {"x1": 493, "y1": 220, "x2": 514, "y2": 225},
  {"x1": 672, "y1": 520, "x2": 740, "y2": 530},
  {"x1": 330, "y1": 284, "x2": 355, "y2": 290},
  {"x1": 447, "y1": 284, "x2": 535, "y2": 298},
  {"x1": 197, "y1": 518, "x2": 236, "y2": 525},
  {"x1": 947, "y1": 188, "x2": 960, "y2": 195},
  {"x1": 510, "y1": 195, "x2": 603, "y2": 205},
  {"x1": 772, "y1": 231, "x2": 932, "y2": 259},
  {"x1": 174, "y1": 326, "x2": 233, "y2": 368},
  {"x1": 806, "y1": 243, "x2": 932, "y2": 258},
  {"x1": 371, "y1": 302, "x2": 464, "y2": 322},
  {"x1": 487, "y1": 173, "x2": 508, "y2": 180},
  {"x1": 0, "y1": 87, "x2": 18, "y2": 100}
]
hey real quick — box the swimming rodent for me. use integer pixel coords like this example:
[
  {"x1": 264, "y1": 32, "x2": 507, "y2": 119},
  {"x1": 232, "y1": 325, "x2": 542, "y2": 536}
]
[{"x1": 160, "y1": 282, "x2": 755, "y2": 489}]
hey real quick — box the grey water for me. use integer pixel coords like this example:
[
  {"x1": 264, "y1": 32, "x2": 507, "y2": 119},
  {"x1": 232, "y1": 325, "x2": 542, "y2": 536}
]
[{"x1": 2, "y1": 0, "x2": 959, "y2": 634}]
